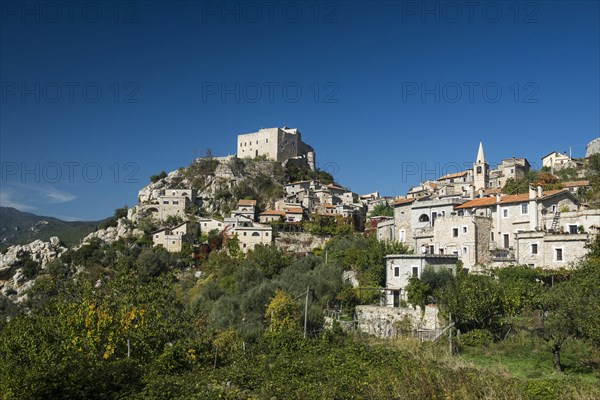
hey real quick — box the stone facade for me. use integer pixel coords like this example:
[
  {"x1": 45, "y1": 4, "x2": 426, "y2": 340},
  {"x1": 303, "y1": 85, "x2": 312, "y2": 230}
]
[
  {"x1": 586, "y1": 137, "x2": 600, "y2": 158},
  {"x1": 157, "y1": 189, "x2": 195, "y2": 221},
  {"x1": 542, "y1": 151, "x2": 575, "y2": 172},
  {"x1": 223, "y1": 215, "x2": 273, "y2": 252},
  {"x1": 152, "y1": 221, "x2": 198, "y2": 252},
  {"x1": 355, "y1": 304, "x2": 441, "y2": 338},
  {"x1": 384, "y1": 254, "x2": 458, "y2": 304},
  {"x1": 514, "y1": 231, "x2": 592, "y2": 268},
  {"x1": 197, "y1": 217, "x2": 225, "y2": 233},
  {"x1": 237, "y1": 127, "x2": 316, "y2": 170}
]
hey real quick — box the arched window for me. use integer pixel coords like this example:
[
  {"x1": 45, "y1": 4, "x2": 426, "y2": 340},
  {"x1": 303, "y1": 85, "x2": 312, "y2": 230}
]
[
  {"x1": 252, "y1": 232, "x2": 260, "y2": 236},
  {"x1": 418, "y1": 214, "x2": 430, "y2": 222}
]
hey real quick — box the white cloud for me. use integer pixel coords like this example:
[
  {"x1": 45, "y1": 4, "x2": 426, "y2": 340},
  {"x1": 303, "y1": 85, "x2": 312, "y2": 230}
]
[
  {"x1": 7, "y1": 183, "x2": 77, "y2": 204},
  {"x1": 0, "y1": 188, "x2": 38, "y2": 211}
]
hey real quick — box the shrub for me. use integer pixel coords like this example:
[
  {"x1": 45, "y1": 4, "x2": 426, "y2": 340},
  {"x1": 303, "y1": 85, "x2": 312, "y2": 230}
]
[{"x1": 460, "y1": 329, "x2": 493, "y2": 347}]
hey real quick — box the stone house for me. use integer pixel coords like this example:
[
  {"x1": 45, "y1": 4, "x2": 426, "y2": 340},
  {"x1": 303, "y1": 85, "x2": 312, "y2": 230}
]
[
  {"x1": 376, "y1": 218, "x2": 395, "y2": 241},
  {"x1": 542, "y1": 151, "x2": 574, "y2": 172},
  {"x1": 237, "y1": 127, "x2": 316, "y2": 170},
  {"x1": 284, "y1": 206, "x2": 304, "y2": 222},
  {"x1": 453, "y1": 187, "x2": 591, "y2": 269},
  {"x1": 152, "y1": 221, "x2": 198, "y2": 253},
  {"x1": 414, "y1": 214, "x2": 492, "y2": 270},
  {"x1": 231, "y1": 199, "x2": 257, "y2": 221},
  {"x1": 157, "y1": 189, "x2": 195, "y2": 221},
  {"x1": 487, "y1": 157, "x2": 531, "y2": 189},
  {"x1": 385, "y1": 254, "x2": 458, "y2": 306},
  {"x1": 197, "y1": 217, "x2": 225, "y2": 233},
  {"x1": 314, "y1": 203, "x2": 337, "y2": 215},
  {"x1": 258, "y1": 210, "x2": 286, "y2": 223},
  {"x1": 224, "y1": 215, "x2": 273, "y2": 252},
  {"x1": 561, "y1": 180, "x2": 590, "y2": 195}
]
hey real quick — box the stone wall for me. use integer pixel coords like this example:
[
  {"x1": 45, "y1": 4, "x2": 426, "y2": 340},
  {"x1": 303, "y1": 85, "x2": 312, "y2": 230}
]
[
  {"x1": 586, "y1": 137, "x2": 600, "y2": 158},
  {"x1": 355, "y1": 304, "x2": 441, "y2": 338}
]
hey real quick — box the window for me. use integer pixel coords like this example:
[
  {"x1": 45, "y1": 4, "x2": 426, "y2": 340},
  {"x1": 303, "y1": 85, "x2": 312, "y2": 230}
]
[
  {"x1": 521, "y1": 203, "x2": 528, "y2": 214},
  {"x1": 503, "y1": 234, "x2": 510, "y2": 248},
  {"x1": 266, "y1": 139, "x2": 268, "y2": 143},
  {"x1": 568, "y1": 225, "x2": 578, "y2": 234},
  {"x1": 551, "y1": 204, "x2": 557, "y2": 213},
  {"x1": 243, "y1": 232, "x2": 247, "y2": 236},
  {"x1": 265, "y1": 232, "x2": 269, "y2": 236},
  {"x1": 252, "y1": 232, "x2": 260, "y2": 236},
  {"x1": 452, "y1": 228, "x2": 459, "y2": 237},
  {"x1": 531, "y1": 243, "x2": 538, "y2": 254},
  {"x1": 163, "y1": 201, "x2": 169, "y2": 204},
  {"x1": 173, "y1": 201, "x2": 179, "y2": 205},
  {"x1": 491, "y1": 232, "x2": 494, "y2": 241},
  {"x1": 394, "y1": 266, "x2": 399, "y2": 277},
  {"x1": 418, "y1": 214, "x2": 430, "y2": 222},
  {"x1": 462, "y1": 226, "x2": 468, "y2": 234},
  {"x1": 393, "y1": 290, "x2": 400, "y2": 308},
  {"x1": 243, "y1": 244, "x2": 247, "y2": 248},
  {"x1": 412, "y1": 267, "x2": 419, "y2": 277},
  {"x1": 555, "y1": 248, "x2": 563, "y2": 261},
  {"x1": 462, "y1": 246, "x2": 468, "y2": 255},
  {"x1": 477, "y1": 166, "x2": 482, "y2": 174},
  {"x1": 502, "y1": 209, "x2": 508, "y2": 218},
  {"x1": 399, "y1": 230, "x2": 406, "y2": 242}
]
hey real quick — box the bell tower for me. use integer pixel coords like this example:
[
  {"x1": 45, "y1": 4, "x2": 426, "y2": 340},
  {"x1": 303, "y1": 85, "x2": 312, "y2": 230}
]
[{"x1": 473, "y1": 142, "x2": 489, "y2": 191}]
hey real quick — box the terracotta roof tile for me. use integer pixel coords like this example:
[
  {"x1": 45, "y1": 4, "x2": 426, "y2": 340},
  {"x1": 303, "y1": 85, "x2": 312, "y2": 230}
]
[
  {"x1": 562, "y1": 180, "x2": 589, "y2": 187},
  {"x1": 285, "y1": 207, "x2": 303, "y2": 214},
  {"x1": 438, "y1": 171, "x2": 469, "y2": 180},
  {"x1": 259, "y1": 210, "x2": 286, "y2": 216},
  {"x1": 455, "y1": 197, "x2": 497, "y2": 209},
  {"x1": 238, "y1": 199, "x2": 257, "y2": 206},
  {"x1": 393, "y1": 197, "x2": 416, "y2": 206},
  {"x1": 456, "y1": 189, "x2": 569, "y2": 209}
]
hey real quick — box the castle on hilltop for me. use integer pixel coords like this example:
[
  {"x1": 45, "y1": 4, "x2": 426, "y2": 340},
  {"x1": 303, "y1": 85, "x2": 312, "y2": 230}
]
[{"x1": 237, "y1": 127, "x2": 316, "y2": 171}]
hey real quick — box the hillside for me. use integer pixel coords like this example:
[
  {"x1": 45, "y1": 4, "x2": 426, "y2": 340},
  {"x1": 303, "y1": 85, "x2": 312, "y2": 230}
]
[
  {"x1": 0, "y1": 207, "x2": 102, "y2": 247},
  {"x1": 138, "y1": 155, "x2": 335, "y2": 218}
]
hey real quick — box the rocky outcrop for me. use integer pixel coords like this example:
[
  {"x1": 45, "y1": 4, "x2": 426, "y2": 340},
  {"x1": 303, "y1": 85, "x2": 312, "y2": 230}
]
[
  {"x1": 275, "y1": 232, "x2": 327, "y2": 254},
  {"x1": 0, "y1": 236, "x2": 68, "y2": 303},
  {"x1": 80, "y1": 218, "x2": 143, "y2": 246}
]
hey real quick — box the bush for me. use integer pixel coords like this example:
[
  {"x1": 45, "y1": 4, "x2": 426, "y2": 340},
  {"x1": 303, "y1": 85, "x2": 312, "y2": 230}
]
[{"x1": 460, "y1": 329, "x2": 493, "y2": 347}]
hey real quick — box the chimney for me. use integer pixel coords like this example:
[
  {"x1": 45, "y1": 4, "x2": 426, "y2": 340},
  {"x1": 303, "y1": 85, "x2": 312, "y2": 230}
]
[
  {"x1": 537, "y1": 185, "x2": 543, "y2": 198},
  {"x1": 469, "y1": 185, "x2": 475, "y2": 200},
  {"x1": 529, "y1": 185, "x2": 536, "y2": 200}
]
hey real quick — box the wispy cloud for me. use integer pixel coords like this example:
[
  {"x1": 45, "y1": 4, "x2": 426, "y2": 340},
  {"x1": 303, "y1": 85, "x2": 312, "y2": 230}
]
[
  {"x1": 0, "y1": 183, "x2": 77, "y2": 215},
  {"x1": 0, "y1": 187, "x2": 38, "y2": 211},
  {"x1": 6, "y1": 183, "x2": 77, "y2": 204},
  {"x1": 41, "y1": 186, "x2": 77, "y2": 203}
]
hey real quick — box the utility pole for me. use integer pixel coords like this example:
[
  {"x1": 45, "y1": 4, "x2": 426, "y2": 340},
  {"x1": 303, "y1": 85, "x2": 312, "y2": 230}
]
[
  {"x1": 448, "y1": 313, "x2": 453, "y2": 355},
  {"x1": 304, "y1": 286, "x2": 309, "y2": 339}
]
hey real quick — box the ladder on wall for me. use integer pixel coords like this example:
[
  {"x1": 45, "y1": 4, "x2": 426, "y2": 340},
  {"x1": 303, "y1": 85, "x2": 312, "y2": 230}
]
[{"x1": 550, "y1": 211, "x2": 561, "y2": 232}]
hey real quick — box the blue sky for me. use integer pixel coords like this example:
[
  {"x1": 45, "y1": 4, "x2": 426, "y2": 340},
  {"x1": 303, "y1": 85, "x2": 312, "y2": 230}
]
[{"x1": 1, "y1": 1, "x2": 599, "y2": 220}]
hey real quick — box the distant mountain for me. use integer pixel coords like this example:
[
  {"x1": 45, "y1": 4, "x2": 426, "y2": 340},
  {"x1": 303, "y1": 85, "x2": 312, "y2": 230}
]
[{"x1": 0, "y1": 207, "x2": 103, "y2": 248}]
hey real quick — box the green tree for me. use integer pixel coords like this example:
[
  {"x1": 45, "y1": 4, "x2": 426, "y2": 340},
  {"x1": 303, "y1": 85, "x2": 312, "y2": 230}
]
[
  {"x1": 368, "y1": 203, "x2": 393, "y2": 217},
  {"x1": 265, "y1": 289, "x2": 299, "y2": 334}
]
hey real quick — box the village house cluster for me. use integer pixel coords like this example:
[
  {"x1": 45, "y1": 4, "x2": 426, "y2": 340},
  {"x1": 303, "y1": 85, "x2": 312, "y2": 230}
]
[
  {"x1": 377, "y1": 140, "x2": 599, "y2": 304},
  {"x1": 256, "y1": 179, "x2": 368, "y2": 225},
  {"x1": 147, "y1": 194, "x2": 273, "y2": 253}
]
